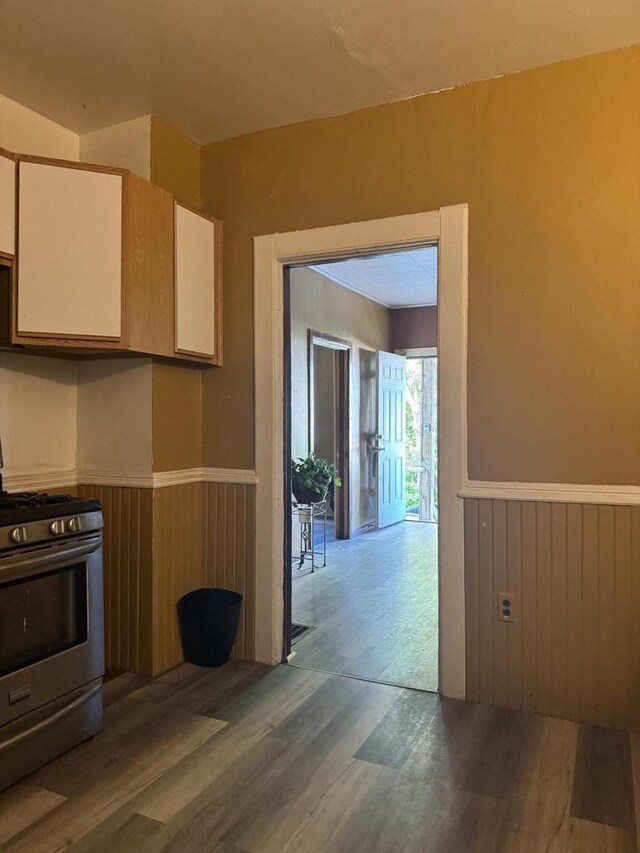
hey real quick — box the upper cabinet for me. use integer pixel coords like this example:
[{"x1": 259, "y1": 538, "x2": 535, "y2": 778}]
[
  {"x1": 174, "y1": 203, "x2": 222, "y2": 365},
  {"x1": 0, "y1": 149, "x2": 16, "y2": 257},
  {"x1": 4, "y1": 154, "x2": 221, "y2": 365},
  {"x1": 18, "y1": 159, "x2": 123, "y2": 340}
]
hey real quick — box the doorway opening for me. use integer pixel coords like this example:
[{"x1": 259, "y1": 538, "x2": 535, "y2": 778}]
[
  {"x1": 404, "y1": 349, "x2": 438, "y2": 523},
  {"x1": 285, "y1": 247, "x2": 439, "y2": 693}
]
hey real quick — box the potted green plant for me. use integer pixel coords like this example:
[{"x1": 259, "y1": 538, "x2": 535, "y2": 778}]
[{"x1": 292, "y1": 453, "x2": 342, "y2": 504}]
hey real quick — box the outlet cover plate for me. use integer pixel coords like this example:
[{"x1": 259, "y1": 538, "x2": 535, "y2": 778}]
[{"x1": 497, "y1": 591, "x2": 519, "y2": 623}]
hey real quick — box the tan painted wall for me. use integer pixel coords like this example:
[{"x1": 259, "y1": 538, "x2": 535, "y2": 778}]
[
  {"x1": 390, "y1": 306, "x2": 437, "y2": 352},
  {"x1": 148, "y1": 116, "x2": 205, "y2": 473},
  {"x1": 201, "y1": 45, "x2": 640, "y2": 486},
  {"x1": 290, "y1": 267, "x2": 389, "y2": 529},
  {"x1": 150, "y1": 115, "x2": 201, "y2": 209},
  {"x1": 151, "y1": 363, "x2": 203, "y2": 472}
]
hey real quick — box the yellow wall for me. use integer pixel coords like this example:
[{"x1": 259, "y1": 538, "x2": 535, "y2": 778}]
[
  {"x1": 201, "y1": 45, "x2": 640, "y2": 485},
  {"x1": 150, "y1": 115, "x2": 201, "y2": 209},
  {"x1": 149, "y1": 117, "x2": 204, "y2": 472}
]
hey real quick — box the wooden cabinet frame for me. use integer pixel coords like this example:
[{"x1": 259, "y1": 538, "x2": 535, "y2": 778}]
[
  {"x1": 11, "y1": 155, "x2": 182, "y2": 360},
  {"x1": 2, "y1": 152, "x2": 222, "y2": 366},
  {"x1": 0, "y1": 147, "x2": 16, "y2": 261}
]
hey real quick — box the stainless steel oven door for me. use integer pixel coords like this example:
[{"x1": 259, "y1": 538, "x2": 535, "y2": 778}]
[{"x1": 0, "y1": 534, "x2": 104, "y2": 727}]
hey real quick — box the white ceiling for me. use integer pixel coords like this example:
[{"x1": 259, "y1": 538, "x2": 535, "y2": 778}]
[
  {"x1": 0, "y1": 0, "x2": 639, "y2": 144},
  {"x1": 310, "y1": 247, "x2": 437, "y2": 309}
]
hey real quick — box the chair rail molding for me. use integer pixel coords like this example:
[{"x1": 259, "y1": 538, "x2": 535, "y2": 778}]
[
  {"x1": 3, "y1": 467, "x2": 258, "y2": 491},
  {"x1": 460, "y1": 480, "x2": 640, "y2": 506},
  {"x1": 2, "y1": 469, "x2": 78, "y2": 492}
]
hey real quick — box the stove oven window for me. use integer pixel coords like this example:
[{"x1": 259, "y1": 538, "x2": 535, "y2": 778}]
[{"x1": 0, "y1": 564, "x2": 88, "y2": 676}]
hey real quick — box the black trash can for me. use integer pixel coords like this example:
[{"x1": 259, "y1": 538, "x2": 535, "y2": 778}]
[{"x1": 178, "y1": 588, "x2": 243, "y2": 667}]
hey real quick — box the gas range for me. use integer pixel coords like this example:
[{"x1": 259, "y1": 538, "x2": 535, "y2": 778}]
[
  {"x1": 0, "y1": 483, "x2": 105, "y2": 791},
  {"x1": 0, "y1": 490, "x2": 103, "y2": 550}
]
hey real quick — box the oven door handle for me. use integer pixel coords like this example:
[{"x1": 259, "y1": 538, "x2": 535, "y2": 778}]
[
  {"x1": 0, "y1": 535, "x2": 102, "y2": 583},
  {"x1": 0, "y1": 681, "x2": 101, "y2": 755}
]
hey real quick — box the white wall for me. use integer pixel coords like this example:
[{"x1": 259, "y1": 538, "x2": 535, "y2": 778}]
[
  {"x1": 0, "y1": 354, "x2": 78, "y2": 482},
  {"x1": 0, "y1": 92, "x2": 79, "y2": 159},
  {"x1": 0, "y1": 95, "x2": 155, "y2": 488},
  {"x1": 0, "y1": 94, "x2": 80, "y2": 486},
  {"x1": 79, "y1": 115, "x2": 151, "y2": 179},
  {"x1": 76, "y1": 360, "x2": 153, "y2": 479}
]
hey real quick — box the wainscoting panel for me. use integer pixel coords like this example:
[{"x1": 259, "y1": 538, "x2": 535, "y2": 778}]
[
  {"x1": 152, "y1": 482, "x2": 206, "y2": 675},
  {"x1": 204, "y1": 482, "x2": 256, "y2": 661},
  {"x1": 78, "y1": 479, "x2": 256, "y2": 678},
  {"x1": 78, "y1": 484, "x2": 153, "y2": 675},
  {"x1": 464, "y1": 499, "x2": 640, "y2": 729}
]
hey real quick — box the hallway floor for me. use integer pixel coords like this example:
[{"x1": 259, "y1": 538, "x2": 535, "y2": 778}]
[{"x1": 291, "y1": 521, "x2": 438, "y2": 691}]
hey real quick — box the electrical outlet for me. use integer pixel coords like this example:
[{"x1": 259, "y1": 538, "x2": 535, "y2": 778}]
[{"x1": 497, "y1": 592, "x2": 519, "y2": 623}]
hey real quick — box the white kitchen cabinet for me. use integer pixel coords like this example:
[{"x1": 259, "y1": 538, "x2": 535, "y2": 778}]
[
  {"x1": 7, "y1": 153, "x2": 221, "y2": 366},
  {"x1": 174, "y1": 202, "x2": 222, "y2": 364},
  {"x1": 0, "y1": 149, "x2": 16, "y2": 257},
  {"x1": 17, "y1": 158, "x2": 123, "y2": 340}
]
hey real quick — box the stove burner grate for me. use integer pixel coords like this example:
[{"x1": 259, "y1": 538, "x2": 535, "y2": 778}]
[{"x1": 0, "y1": 491, "x2": 75, "y2": 509}]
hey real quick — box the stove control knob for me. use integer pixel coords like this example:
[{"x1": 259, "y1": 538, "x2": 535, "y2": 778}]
[
  {"x1": 9, "y1": 526, "x2": 27, "y2": 544},
  {"x1": 49, "y1": 520, "x2": 65, "y2": 536},
  {"x1": 66, "y1": 516, "x2": 83, "y2": 533}
]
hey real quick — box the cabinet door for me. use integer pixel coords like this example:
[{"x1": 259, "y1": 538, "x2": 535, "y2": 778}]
[
  {"x1": 174, "y1": 203, "x2": 220, "y2": 361},
  {"x1": 18, "y1": 160, "x2": 122, "y2": 339},
  {"x1": 0, "y1": 151, "x2": 15, "y2": 257}
]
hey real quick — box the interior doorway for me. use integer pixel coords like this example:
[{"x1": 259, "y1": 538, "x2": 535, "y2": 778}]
[
  {"x1": 285, "y1": 247, "x2": 440, "y2": 692},
  {"x1": 254, "y1": 206, "x2": 468, "y2": 701}
]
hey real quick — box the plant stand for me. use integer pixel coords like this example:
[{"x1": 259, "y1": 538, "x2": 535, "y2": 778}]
[{"x1": 292, "y1": 499, "x2": 328, "y2": 572}]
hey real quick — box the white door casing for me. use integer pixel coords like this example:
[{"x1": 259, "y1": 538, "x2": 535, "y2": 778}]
[
  {"x1": 376, "y1": 350, "x2": 406, "y2": 529},
  {"x1": 254, "y1": 206, "x2": 468, "y2": 700}
]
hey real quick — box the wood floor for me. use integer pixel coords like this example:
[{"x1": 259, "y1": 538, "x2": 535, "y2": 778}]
[
  {"x1": 292, "y1": 520, "x2": 438, "y2": 691},
  {"x1": 1, "y1": 660, "x2": 639, "y2": 852}
]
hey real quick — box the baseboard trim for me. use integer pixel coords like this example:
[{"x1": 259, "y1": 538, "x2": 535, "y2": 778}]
[{"x1": 460, "y1": 480, "x2": 640, "y2": 506}]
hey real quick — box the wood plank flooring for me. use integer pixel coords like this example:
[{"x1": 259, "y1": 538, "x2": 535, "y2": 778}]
[
  {"x1": 291, "y1": 520, "x2": 438, "y2": 691},
  {"x1": 1, "y1": 660, "x2": 639, "y2": 852}
]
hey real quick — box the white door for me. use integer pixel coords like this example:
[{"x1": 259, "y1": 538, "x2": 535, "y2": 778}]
[{"x1": 376, "y1": 350, "x2": 406, "y2": 528}]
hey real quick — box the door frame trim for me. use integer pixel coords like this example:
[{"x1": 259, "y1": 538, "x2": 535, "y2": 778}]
[
  {"x1": 307, "y1": 329, "x2": 352, "y2": 540},
  {"x1": 254, "y1": 206, "x2": 468, "y2": 699}
]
